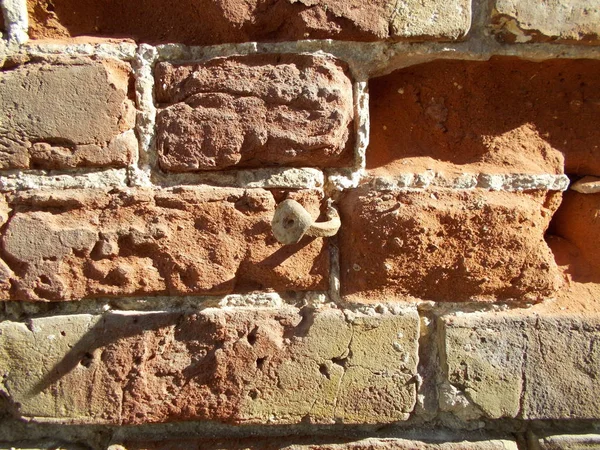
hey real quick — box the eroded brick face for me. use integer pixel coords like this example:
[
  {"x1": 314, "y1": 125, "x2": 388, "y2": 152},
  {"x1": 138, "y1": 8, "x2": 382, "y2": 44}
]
[
  {"x1": 339, "y1": 188, "x2": 562, "y2": 303},
  {"x1": 492, "y1": 0, "x2": 600, "y2": 44},
  {"x1": 0, "y1": 188, "x2": 328, "y2": 301},
  {"x1": 27, "y1": 0, "x2": 470, "y2": 44},
  {"x1": 0, "y1": 58, "x2": 136, "y2": 170},
  {"x1": 0, "y1": 307, "x2": 419, "y2": 424},
  {"x1": 368, "y1": 58, "x2": 600, "y2": 177},
  {"x1": 155, "y1": 54, "x2": 354, "y2": 171}
]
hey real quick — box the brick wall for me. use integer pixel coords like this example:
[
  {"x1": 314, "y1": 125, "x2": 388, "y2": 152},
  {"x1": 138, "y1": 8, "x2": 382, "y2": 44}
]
[{"x1": 0, "y1": 0, "x2": 599, "y2": 448}]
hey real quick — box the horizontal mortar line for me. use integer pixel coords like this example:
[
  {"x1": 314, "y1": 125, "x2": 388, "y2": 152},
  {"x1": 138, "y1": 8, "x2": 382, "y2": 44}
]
[
  {"x1": 147, "y1": 167, "x2": 325, "y2": 189},
  {"x1": 3, "y1": 37, "x2": 598, "y2": 65},
  {"x1": 367, "y1": 173, "x2": 570, "y2": 192},
  {"x1": 153, "y1": 40, "x2": 600, "y2": 63},
  {"x1": 0, "y1": 168, "x2": 129, "y2": 192},
  {"x1": 0, "y1": 291, "x2": 331, "y2": 320}
]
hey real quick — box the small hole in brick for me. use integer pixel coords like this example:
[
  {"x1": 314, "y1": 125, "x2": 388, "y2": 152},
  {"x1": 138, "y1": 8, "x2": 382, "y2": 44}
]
[
  {"x1": 319, "y1": 363, "x2": 331, "y2": 380},
  {"x1": 247, "y1": 326, "x2": 259, "y2": 345},
  {"x1": 60, "y1": 331, "x2": 66, "y2": 337},
  {"x1": 248, "y1": 389, "x2": 259, "y2": 400},
  {"x1": 80, "y1": 352, "x2": 94, "y2": 368},
  {"x1": 256, "y1": 357, "x2": 266, "y2": 369},
  {"x1": 284, "y1": 218, "x2": 295, "y2": 229}
]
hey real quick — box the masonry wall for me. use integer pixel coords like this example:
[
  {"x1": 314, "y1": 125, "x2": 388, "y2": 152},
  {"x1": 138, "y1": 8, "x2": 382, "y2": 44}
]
[{"x1": 0, "y1": 0, "x2": 599, "y2": 449}]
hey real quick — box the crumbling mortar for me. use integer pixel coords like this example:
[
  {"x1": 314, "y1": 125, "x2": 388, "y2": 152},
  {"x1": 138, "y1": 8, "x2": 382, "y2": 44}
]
[{"x1": 0, "y1": 169, "x2": 129, "y2": 192}]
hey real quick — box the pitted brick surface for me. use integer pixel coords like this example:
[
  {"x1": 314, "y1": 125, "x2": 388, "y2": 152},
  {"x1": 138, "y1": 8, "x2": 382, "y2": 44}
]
[
  {"x1": 339, "y1": 188, "x2": 562, "y2": 303},
  {"x1": 0, "y1": 307, "x2": 419, "y2": 424},
  {"x1": 0, "y1": 58, "x2": 136, "y2": 170},
  {"x1": 155, "y1": 55, "x2": 354, "y2": 171},
  {"x1": 0, "y1": 188, "x2": 328, "y2": 301}
]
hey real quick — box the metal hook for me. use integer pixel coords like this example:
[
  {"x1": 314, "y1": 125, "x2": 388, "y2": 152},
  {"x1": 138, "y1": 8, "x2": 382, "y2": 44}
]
[{"x1": 271, "y1": 199, "x2": 341, "y2": 245}]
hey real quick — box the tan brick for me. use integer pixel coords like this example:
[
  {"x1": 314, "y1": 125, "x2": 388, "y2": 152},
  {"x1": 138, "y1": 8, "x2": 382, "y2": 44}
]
[
  {"x1": 0, "y1": 58, "x2": 136, "y2": 170},
  {"x1": 339, "y1": 188, "x2": 562, "y2": 303},
  {"x1": 0, "y1": 307, "x2": 419, "y2": 424},
  {"x1": 532, "y1": 434, "x2": 600, "y2": 450},
  {"x1": 0, "y1": 188, "x2": 328, "y2": 301},
  {"x1": 492, "y1": 0, "x2": 600, "y2": 44},
  {"x1": 522, "y1": 316, "x2": 600, "y2": 419},
  {"x1": 441, "y1": 312, "x2": 600, "y2": 420},
  {"x1": 118, "y1": 437, "x2": 518, "y2": 450},
  {"x1": 368, "y1": 59, "x2": 600, "y2": 177},
  {"x1": 441, "y1": 315, "x2": 526, "y2": 419},
  {"x1": 27, "y1": 0, "x2": 470, "y2": 45},
  {"x1": 155, "y1": 55, "x2": 354, "y2": 171}
]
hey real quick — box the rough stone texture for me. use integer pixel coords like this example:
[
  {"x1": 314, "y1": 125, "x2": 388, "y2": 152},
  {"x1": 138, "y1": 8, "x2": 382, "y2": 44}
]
[
  {"x1": 551, "y1": 191, "x2": 600, "y2": 279},
  {"x1": 441, "y1": 312, "x2": 600, "y2": 420},
  {"x1": 492, "y1": 0, "x2": 600, "y2": 44},
  {"x1": 26, "y1": 0, "x2": 470, "y2": 45},
  {"x1": 155, "y1": 54, "x2": 353, "y2": 172},
  {"x1": 119, "y1": 437, "x2": 518, "y2": 449},
  {"x1": 532, "y1": 434, "x2": 600, "y2": 450},
  {"x1": 0, "y1": 188, "x2": 329, "y2": 301},
  {"x1": 0, "y1": 307, "x2": 419, "y2": 424},
  {"x1": 339, "y1": 188, "x2": 562, "y2": 303},
  {"x1": 0, "y1": 58, "x2": 136, "y2": 170},
  {"x1": 441, "y1": 315, "x2": 526, "y2": 419},
  {"x1": 368, "y1": 58, "x2": 600, "y2": 177}
]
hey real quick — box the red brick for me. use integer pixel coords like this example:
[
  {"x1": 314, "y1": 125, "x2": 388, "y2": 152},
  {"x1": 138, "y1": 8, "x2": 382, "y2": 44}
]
[
  {"x1": 339, "y1": 188, "x2": 562, "y2": 303},
  {"x1": 155, "y1": 55, "x2": 353, "y2": 172},
  {"x1": 368, "y1": 58, "x2": 600, "y2": 177},
  {"x1": 0, "y1": 188, "x2": 328, "y2": 301},
  {"x1": 0, "y1": 58, "x2": 136, "y2": 170},
  {"x1": 551, "y1": 191, "x2": 600, "y2": 279},
  {"x1": 27, "y1": 0, "x2": 470, "y2": 45}
]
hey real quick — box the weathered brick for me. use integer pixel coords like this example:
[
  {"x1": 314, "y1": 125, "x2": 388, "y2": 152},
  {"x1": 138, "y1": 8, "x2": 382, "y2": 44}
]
[
  {"x1": 531, "y1": 433, "x2": 600, "y2": 450},
  {"x1": 368, "y1": 59, "x2": 600, "y2": 177},
  {"x1": 492, "y1": 0, "x2": 600, "y2": 44},
  {"x1": 441, "y1": 312, "x2": 600, "y2": 420},
  {"x1": 118, "y1": 436, "x2": 518, "y2": 449},
  {"x1": 441, "y1": 315, "x2": 526, "y2": 419},
  {"x1": 339, "y1": 188, "x2": 562, "y2": 303},
  {"x1": 155, "y1": 54, "x2": 353, "y2": 172},
  {"x1": 0, "y1": 58, "x2": 136, "y2": 170},
  {"x1": 0, "y1": 307, "x2": 419, "y2": 424},
  {"x1": 27, "y1": 0, "x2": 470, "y2": 45},
  {"x1": 0, "y1": 188, "x2": 328, "y2": 301},
  {"x1": 551, "y1": 191, "x2": 600, "y2": 277}
]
